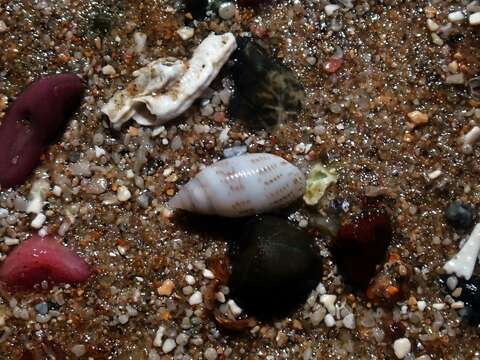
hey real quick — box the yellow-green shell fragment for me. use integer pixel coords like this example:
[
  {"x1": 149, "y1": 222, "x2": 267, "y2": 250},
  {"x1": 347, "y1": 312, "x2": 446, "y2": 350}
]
[{"x1": 303, "y1": 164, "x2": 337, "y2": 206}]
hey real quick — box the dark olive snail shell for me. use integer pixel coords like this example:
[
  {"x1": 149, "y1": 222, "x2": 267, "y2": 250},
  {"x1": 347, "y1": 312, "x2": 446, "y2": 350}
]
[
  {"x1": 230, "y1": 39, "x2": 305, "y2": 129},
  {"x1": 229, "y1": 215, "x2": 322, "y2": 317}
]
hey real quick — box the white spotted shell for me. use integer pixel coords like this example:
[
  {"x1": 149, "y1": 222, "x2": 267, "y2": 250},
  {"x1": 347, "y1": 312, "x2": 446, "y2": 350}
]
[{"x1": 169, "y1": 153, "x2": 306, "y2": 217}]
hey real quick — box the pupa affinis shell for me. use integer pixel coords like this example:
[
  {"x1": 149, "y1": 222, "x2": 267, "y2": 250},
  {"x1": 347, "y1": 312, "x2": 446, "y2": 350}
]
[{"x1": 169, "y1": 153, "x2": 305, "y2": 217}]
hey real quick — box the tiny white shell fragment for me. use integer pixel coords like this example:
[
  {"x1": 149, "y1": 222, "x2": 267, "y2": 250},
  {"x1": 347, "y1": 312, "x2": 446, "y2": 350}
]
[
  {"x1": 102, "y1": 33, "x2": 237, "y2": 128},
  {"x1": 443, "y1": 223, "x2": 480, "y2": 279},
  {"x1": 169, "y1": 153, "x2": 306, "y2": 217}
]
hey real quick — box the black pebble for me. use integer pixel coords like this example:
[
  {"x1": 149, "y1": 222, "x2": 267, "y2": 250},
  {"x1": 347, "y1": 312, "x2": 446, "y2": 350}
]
[
  {"x1": 445, "y1": 201, "x2": 475, "y2": 230},
  {"x1": 185, "y1": 0, "x2": 209, "y2": 20},
  {"x1": 453, "y1": 276, "x2": 480, "y2": 326}
]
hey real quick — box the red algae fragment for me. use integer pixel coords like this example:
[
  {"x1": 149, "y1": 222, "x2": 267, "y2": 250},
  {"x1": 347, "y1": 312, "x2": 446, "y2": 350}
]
[
  {"x1": 0, "y1": 233, "x2": 90, "y2": 289},
  {"x1": 332, "y1": 209, "x2": 392, "y2": 289},
  {"x1": 0, "y1": 74, "x2": 85, "y2": 188}
]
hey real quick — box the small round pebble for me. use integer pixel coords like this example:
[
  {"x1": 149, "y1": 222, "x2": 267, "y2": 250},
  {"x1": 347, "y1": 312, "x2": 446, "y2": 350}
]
[
  {"x1": 70, "y1": 344, "x2": 86, "y2": 358},
  {"x1": 204, "y1": 347, "x2": 218, "y2": 360},
  {"x1": 393, "y1": 338, "x2": 411, "y2": 359},
  {"x1": 188, "y1": 291, "x2": 203, "y2": 305},
  {"x1": 342, "y1": 313, "x2": 356, "y2": 329},
  {"x1": 31, "y1": 213, "x2": 46, "y2": 229},
  {"x1": 218, "y1": 2, "x2": 236, "y2": 20},
  {"x1": 102, "y1": 65, "x2": 116, "y2": 76},
  {"x1": 117, "y1": 186, "x2": 132, "y2": 202},
  {"x1": 162, "y1": 338, "x2": 176, "y2": 353},
  {"x1": 34, "y1": 302, "x2": 49, "y2": 315},
  {"x1": 445, "y1": 201, "x2": 474, "y2": 229},
  {"x1": 324, "y1": 313, "x2": 336, "y2": 327}
]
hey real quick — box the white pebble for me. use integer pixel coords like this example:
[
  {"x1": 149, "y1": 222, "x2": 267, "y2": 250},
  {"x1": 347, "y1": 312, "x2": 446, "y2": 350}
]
[
  {"x1": 204, "y1": 348, "x2": 218, "y2": 360},
  {"x1": 427, "y1": 19, "x2": 440, "y2": 32},
  {"x1": 188, "y1": 291, "x2": 203, "y2": 305},
  {"x1": 203, "y1": 269, "x2": 215, "y2": 279},
  {"x1": 102, "y1": 65, "x2": 116, "y2": 76},
  {"x1": 446, "y1": 276, "x2": 458, "y2": 290},
  {"x1": 320, "y1": 294, "x2": 337, "y2": 314},
  {"x1": 417, "y1": 300, "x2": 427, "y2": 312},
  {"x1": 463, "y1": 126, "x2": 480, "y2": 145},
  {"x1": 31, "y1": 213, "x2": 46, "y2": 229},
  {"x1": 342, "y1": 313, "x2": 355, "y2": 329},
  {"x1": 117, "y1": 186, "x2": 131, "y2": 202},
  {"x1": 431, "y1": 33, "x2": 444, "y2": 46},
  {"x1": 218, "y1": 2, "x2": 236, "y2": 20},
  {"x1": 0, "y1": 208, "x2": 8, "y2": 218},
  {"x1": 185, "y1": 275, "x2": 196, "y2": 285},
  {"x1": 324, "y1": 313, "x2": 336, "y2": 327},
  {"x1": 95, "y1": 146, "x2": 106, "y2": 158},
  {"x1": 215, "y1": 292, "x2": 226, "y2": 303},
  {"x1": 451, "y1": 301, "x2": 465, "y2": 309},
  {"x1": 448, "y1": 11, "x2": 465, "y2": 23},
  {"x1": 427, "y1": 169, "x2": 442, "y2": 180},
  {"x1": 118, "y1": 314, "x2": 129, "y2": 324},
  {"x1": 153, "y1": 326, "x2": 165, "y2": 347},
  {"x1": 133, "y1": 32, "x2": 147, "y2": 53},
  {"x1": 4, "y1": 237, "x2": 19, "y2": 246},
  {"x1": 70, "y1": 344, "x2": 86, "y2": 358},
  {"x1": 432, "y1": 303, "x2": 445, "y2": 310},
  {"x1": 227, "y1": 299, "x2": 243, "y2": 317},
  {"x1": 469, "y1": 12, "x2": 480, "y2": 25},
  {"x1": 162, "y1": 338, "x2": 176, "y2": 353},
  {"x1": 316, "y1": 282, "x2": 327, "y2": 295},
  {"x1": 0, "y1": 20, "x2": 7, "y2": 33},
  {"x1": 393, "y1": 338, "x2": 411, "y2": 359},
  {"x1": 52, "y1": 185, "x2": 62, "y2": 197},
  {"x1": 445, "y1": 73, "x2": 465, "y2": 84},
  {"x1": 325, "y1": 4, "x2": 340, "y2": 16},
  {"x1": 176, "y1": 26, "x2": 194, "y2": 40}
]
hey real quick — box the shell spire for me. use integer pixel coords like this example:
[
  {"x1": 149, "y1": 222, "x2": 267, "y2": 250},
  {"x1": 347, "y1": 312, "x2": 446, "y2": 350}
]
[{"x1": 169, "y1": 153, "x2": 306, "y2": 217}]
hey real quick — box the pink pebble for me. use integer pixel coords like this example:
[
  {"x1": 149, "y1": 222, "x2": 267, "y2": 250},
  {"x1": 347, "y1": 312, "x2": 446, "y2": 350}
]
[
  {"x1": 0, "y1": 233, "x2": 90, "y2": 289},
  {"x1": 0, "y1": 74, "x2": 85, "y2": 188}
]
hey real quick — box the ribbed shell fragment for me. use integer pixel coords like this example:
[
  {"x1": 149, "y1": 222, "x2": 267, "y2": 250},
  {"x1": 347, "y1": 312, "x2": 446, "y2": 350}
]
[{"x1": 102, "y1": 32, "x2": 237, "y2": 128}]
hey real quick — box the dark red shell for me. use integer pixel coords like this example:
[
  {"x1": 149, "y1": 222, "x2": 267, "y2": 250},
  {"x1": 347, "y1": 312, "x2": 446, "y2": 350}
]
[
  {"x1": 332, "y1": 209, "x2": 392, "y2": 289},
  {"x1": 0, "y1": 233, "x2": 90, "y2": 289},
  {"x1": 0, "y1": 74, "x2": 85, "y2": 187}
]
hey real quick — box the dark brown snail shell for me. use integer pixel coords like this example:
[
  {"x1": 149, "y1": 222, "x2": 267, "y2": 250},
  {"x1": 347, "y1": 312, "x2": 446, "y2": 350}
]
[{"x1": 230, "y1": 40, "x2": 305, "y2": 130}]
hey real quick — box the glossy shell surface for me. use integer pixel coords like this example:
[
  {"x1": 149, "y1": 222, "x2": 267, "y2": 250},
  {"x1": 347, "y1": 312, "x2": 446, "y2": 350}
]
[
  {"x1": 169, "y1": 153, "x2": 306, "y2": 217},
  {"x1": 230, "y1": 40, "x2": 304, "y2": 129},
  {"x1": 229, "y1": 215, "x2": 322, "y2": 317}
]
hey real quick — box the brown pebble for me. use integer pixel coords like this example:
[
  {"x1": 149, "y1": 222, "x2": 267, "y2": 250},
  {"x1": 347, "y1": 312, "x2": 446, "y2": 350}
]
[
  {"x1": 275, "y1": 331, "x2": 288, "y2": 347},
  {"x1": 407, "y1": 111, "x2": 429, "y2": 127},
  {"x1": 157, "y1": 279, "x2": 175, "y2": 296}
]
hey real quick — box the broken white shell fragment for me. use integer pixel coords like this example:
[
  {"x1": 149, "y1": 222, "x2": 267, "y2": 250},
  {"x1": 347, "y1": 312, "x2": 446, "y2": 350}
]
[
  {"x1": 444, "y1": 223, "x2": 480, "y2": 280},
  {"x1": 169, "y1": 153, "x2": 306, "y2": 217},
  {"x1": 102, "y1": 33, "x2": 237, "y2": 128}
]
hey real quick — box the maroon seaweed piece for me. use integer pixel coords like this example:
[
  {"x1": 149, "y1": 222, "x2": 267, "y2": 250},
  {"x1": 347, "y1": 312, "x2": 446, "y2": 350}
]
[
  {"x1": 0, "y1": 74, "x2": 85, "y2": 188},
  {"x1": 331, "y1": 209, "x2": 392, "y2": 289},
  {"x1": 0, "y1": 233, "x2": 90, "y2": 289}
]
